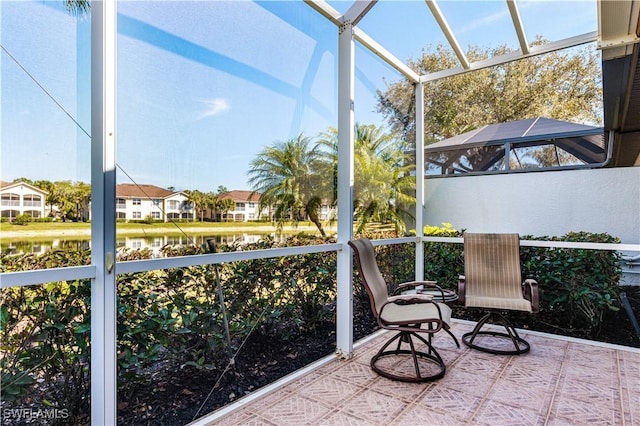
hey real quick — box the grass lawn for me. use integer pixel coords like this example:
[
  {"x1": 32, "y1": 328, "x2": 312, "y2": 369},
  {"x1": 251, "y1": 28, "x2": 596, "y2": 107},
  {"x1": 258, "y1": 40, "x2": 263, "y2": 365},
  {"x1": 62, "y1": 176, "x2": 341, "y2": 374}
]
[{"x1": 0, "y1": 221, "x2": 334, "y2": 239}]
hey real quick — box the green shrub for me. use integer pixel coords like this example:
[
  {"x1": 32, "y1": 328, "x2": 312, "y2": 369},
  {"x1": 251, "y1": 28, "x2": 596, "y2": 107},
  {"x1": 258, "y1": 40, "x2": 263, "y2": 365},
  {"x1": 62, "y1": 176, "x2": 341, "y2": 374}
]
[
  {"x1": 14, "y1": 213, "x2": 33, "y2": 225},
  {"x1": 1, "y1": 250, "x2": 92, "y2": 422},
  {"x1": 368, "y1": 226, "x2": 622, "y2": 335},
  {"x1": 520, "y1": 232, "x2": 622, "y2": 333}
]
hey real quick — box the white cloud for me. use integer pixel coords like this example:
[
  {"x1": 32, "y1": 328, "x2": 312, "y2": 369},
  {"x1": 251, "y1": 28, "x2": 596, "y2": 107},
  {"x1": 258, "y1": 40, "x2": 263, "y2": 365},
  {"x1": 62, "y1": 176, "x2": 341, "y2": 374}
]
[
  {"x1": 197, "y1": 98, "x2": 230, "y2": 119},
  {"x1": 458, "y1": 9, "x2": 510, "y2": 35}
]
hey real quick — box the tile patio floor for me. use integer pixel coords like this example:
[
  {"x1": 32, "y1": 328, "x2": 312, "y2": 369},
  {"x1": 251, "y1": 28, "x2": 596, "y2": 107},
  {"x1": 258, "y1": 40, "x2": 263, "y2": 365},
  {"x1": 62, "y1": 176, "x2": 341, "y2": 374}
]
[{"x1": 192, "y1": 320, "x2": 640, "y2": 426}]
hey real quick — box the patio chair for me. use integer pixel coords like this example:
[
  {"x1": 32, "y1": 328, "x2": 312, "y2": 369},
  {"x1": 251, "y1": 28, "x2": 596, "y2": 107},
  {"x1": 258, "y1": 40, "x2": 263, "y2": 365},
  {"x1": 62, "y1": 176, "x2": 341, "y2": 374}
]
[
  {"x1": 349, "y1": 238, "x2": 458, "y2": 382},
  {"x1": 458, "y1": 232, "x2": 539, "y2": 355}
]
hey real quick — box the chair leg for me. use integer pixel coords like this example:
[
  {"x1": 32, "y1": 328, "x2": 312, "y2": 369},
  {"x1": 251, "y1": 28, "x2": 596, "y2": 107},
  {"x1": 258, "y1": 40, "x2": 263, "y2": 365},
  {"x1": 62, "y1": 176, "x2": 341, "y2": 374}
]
[
  {"x1": 425, "y1": 322, "x2": 460, "y2": 348},
  {"x1": 371, "y1": 331, "x2": 446, "y2": 382},
  {"x1": 444, "y1": 327, "x2": 460, "y2": 348},
  {"x1": 462, "y1": 312, "x2": 530, "y2": 355}
]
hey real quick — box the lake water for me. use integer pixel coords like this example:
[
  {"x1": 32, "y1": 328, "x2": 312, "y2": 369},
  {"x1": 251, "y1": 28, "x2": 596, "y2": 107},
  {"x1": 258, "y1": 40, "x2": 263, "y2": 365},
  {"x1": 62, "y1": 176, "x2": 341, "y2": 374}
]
[{"x1": 1, "y1": 232, "x2": 278, "y2": 257}]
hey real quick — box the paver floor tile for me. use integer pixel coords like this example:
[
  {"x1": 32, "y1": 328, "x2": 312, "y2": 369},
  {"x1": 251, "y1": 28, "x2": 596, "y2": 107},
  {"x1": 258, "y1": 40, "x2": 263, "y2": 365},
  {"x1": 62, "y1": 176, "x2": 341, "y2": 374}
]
[
  {"x1": 340, "y1": 388, "x2": 408, "y2": 424},
  {"x1": 485, "y1": 376, "x2": 554, "y2": 414},
  {"x1": 473, "y1": 398, "x2": 546, "y2": 426},
  {"x1": 392, "y1": 402, "x2": 467, "y2": 425},
  {"x1": 198, "y1": 328, "x2": 639, "y2": 426},
  {"x1": 255, "y1": 394, "x2": 332, "y2": 425}
]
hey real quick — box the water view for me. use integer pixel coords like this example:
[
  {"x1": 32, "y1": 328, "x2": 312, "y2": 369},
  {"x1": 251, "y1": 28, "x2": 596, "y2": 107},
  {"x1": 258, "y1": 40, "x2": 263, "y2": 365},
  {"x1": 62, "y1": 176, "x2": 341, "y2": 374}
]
[{"x1": 1, "y1": 232, "x2": 280, "y2": 257}]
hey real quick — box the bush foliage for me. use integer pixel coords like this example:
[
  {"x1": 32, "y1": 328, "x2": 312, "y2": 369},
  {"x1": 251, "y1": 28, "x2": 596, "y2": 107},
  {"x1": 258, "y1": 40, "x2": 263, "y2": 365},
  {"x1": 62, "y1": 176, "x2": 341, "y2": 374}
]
[{"x1": 0, "y1": 229, "x2": 622, "y2": 423}]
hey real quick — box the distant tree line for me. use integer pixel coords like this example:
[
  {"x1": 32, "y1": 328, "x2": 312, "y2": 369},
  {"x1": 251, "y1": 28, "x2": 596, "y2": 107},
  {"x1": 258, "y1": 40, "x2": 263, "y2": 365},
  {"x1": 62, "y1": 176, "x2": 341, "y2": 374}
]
[
  {"x1": 183, "y1": 188, "x2": 236, "y2": 223},
  {"x1": 12, "y1": 178, "x2": 91, "y2": 222}
]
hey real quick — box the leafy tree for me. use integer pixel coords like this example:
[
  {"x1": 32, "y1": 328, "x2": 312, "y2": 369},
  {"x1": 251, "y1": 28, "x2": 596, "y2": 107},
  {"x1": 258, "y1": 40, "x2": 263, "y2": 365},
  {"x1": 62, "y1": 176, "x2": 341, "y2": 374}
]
[
  {"x1": 41, "y1": 181, "x2": 90, "y2": 221},
  {"x1": 318, "y1": 124, "x2": 415, "y2": 235},
  {"x1": 185, "y1": 190, "x2": 207, "y2": 221},
  {"x1": 216, "y1": 197, "x2": 236, "y2": 222},
  {"x1": 71, "y1": 181, "x2": 91, "y2": 221},
  {"x1": 13, "y1": 177, "x2": 35, "y2": 185},
  {"x1": 65, "y1": 0, "x2": 90, "y2": 15},
  {"x1": 248, "y1": 134, "x2": 330, "y2": 235},
  {"x1": 378, "y1": 40, "x2": 602, "y2": 148}
]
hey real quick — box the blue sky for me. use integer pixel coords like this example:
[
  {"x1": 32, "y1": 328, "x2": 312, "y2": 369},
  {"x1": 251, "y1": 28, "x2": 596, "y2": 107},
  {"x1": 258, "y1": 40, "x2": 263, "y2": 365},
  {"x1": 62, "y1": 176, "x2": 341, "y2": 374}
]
[{"x1": 1, "y1": 1, "x2": 597, "y2": 193}]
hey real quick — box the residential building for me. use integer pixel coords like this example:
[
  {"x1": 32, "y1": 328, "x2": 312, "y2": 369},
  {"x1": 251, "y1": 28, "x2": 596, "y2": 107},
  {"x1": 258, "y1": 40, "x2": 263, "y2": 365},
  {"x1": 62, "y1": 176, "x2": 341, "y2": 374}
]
[
  {"x1": 116, "y1": 184, "x2": 193, "y2": 222},
  {"x1": 0, "y1": 181, "x2": 48, "y2": 221},
  {"x1": 217, "y1": 190, "x2": 264, "y2": 222}
]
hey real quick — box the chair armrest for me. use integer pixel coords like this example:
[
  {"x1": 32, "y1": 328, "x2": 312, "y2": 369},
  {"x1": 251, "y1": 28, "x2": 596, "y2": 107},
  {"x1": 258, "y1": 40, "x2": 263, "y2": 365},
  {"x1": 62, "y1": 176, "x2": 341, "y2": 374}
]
[
  {"x1": 379, "y1": 294, "x2": 445, "y2": 331},
  {"x1": 457, "y1": 275, "x2": 466, "y2": 305},
  {"x1": 387, "y1": 294, "x2": 434, "y2": 304},
  {"x1": 397, "y1": 280, "x2": 437, "y2": 289},
  {"x1": 522, "y1": 278, "x2": 539, "y2": 313}
]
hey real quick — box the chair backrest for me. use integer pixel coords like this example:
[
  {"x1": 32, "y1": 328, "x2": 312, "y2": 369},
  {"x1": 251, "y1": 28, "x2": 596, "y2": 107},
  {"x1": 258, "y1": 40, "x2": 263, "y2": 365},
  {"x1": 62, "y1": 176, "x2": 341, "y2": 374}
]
[
  {"x1": 348, "y1": 238, "x2": 389, "y2": 318},
  {"x1": 464, "y1": 233, "x2": 523, "y2": 299}
]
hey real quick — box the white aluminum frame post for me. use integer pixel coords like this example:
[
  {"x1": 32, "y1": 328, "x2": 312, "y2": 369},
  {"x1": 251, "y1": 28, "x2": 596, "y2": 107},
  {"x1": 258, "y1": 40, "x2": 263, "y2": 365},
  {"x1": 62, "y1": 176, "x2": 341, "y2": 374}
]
[
  {"x1": 91, "y1": 0, "x2": 118, "y2": 424},
  {"x1": 415, "y1": 82, "x2": 425, "y2": 282},
  {"x1": 335, "y1": 21, "x2": 356, "y2": 359}
]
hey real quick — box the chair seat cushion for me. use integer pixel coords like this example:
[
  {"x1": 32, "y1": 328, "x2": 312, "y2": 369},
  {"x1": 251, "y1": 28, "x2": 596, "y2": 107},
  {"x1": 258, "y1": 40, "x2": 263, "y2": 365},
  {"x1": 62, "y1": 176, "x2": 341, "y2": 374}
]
[
  {"x1": 380, "y1": 301, "x2": 452, "y2": 325},
  {"x1": 466, "y1": 295, "x2": 532, "y2": 312}
]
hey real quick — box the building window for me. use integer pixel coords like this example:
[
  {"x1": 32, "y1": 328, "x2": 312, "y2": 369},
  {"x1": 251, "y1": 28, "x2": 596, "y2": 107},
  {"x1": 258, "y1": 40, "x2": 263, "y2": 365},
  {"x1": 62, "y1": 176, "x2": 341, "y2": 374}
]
[
  {"x1": 1, "y1": 210, "x2": 19, "y2": 221},
  {"x1": 132, "y1": 212, "x2": 142, "y2": 219},
  {"x1": 23, "y1": 194, "x2": 42, "y2": 207},
  {"x1": 168, "y1": 200, "x2": 179, "y2": 210},
  {"x1": 117, "y1": 212, "x2": 126, "y2": 219},
  {"x1": 1, "y1": 193, "x2": 20, "y2": 207},
  {"x1": 116, "y1": 198, "x2": 126, "y2": 209},
  {"x1": 152, "y1": 199, "x2": 161, "y2": 206},
  {"x1": 236, "y1": 202, "x2": 245, "y2": 211},
  {"x1": 151, "y1": 211, "x2": 161, "y2": 219},
  {"x1": 132, "y1": 198, "x2": 141, "y2": 205},
  {"x1": 248, "y1": 213, "x2": 255, "y2": 220},
  {"x1": 248, "y1": 202, "x2": 255, "y2": 208},
  {"x1": 25, "y1": 210, "x2": 41, "y2": 219}
]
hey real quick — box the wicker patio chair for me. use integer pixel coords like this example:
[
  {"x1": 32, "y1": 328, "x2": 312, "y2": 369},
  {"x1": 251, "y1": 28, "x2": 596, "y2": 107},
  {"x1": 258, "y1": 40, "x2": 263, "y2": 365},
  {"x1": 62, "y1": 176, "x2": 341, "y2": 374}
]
[
  {"x1": 458, "y1": 232, "x2": 539, "y2": 355},
  {"x1": 349, "y1": 238, "x2": 458, "y2": 382}
]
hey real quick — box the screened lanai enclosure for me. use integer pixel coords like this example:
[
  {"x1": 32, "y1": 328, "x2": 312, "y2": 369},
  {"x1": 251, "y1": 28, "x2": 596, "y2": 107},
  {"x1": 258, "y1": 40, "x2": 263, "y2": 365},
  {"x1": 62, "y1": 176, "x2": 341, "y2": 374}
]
[
  {"x1": 1, "y1": 0, "x2": 640, "y2": 424},
  {"x1": 424, "y1": 117, "x2": 609, "y2": 175}
]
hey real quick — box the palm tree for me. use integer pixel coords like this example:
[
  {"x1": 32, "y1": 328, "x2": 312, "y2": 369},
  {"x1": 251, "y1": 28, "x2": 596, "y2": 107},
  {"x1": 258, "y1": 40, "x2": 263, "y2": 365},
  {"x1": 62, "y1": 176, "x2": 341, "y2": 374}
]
[
  {"x1": 65, "y1": 0, "x2": 90, "y2": 15},
  {"x1": 248, "y1": 134, "x2": 329, "y2": 236},
  {"x1": 185, "y1": 190, "x2": 207, "y2": 221},
  {"x1": 217, "y1": 198, "x2": 236, "y2": 222},
  {"x1": 318, "y1": 123, "x2": 415, "y2": 235}
]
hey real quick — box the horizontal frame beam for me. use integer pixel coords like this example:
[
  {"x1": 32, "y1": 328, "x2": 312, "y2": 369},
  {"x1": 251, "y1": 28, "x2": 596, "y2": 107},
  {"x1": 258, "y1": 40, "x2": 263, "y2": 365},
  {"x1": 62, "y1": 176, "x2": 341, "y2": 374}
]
[
  {"x1": 0, "y1": 265, "x2": 96, "y2": 288},
  {"x1": 3, "y1": 236, "x2": 637, "y2": 289},
  {"x1": 116, "y1": 243, "x2": 343, "y2": 275},
  {"x1": 421, "y1": 31, "x2": 598, "y2": 82}
]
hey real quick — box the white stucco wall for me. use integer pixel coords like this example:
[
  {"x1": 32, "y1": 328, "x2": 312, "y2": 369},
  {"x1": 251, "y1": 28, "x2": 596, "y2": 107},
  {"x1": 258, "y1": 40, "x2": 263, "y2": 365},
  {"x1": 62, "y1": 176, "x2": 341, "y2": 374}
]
[{"x1": 424, "y1": 167, "x2": 640, "y2": 244}]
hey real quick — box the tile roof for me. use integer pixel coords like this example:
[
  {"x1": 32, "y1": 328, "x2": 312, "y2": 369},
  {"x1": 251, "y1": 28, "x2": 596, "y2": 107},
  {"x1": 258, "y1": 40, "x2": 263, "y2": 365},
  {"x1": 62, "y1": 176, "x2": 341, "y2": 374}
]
[
  {"x1": 116, "y1": 183, "x2": 176, "y2": 198},
  {"x1": 219, "y1": 190, "x2": 261, "y2": 202}
]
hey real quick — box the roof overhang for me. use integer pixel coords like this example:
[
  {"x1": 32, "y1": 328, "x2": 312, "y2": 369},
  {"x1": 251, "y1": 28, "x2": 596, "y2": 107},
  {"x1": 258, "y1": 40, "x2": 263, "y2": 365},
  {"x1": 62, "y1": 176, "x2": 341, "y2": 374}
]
[{"x1": 599, "y1": 0, "x2": 640, "y2": 166}]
